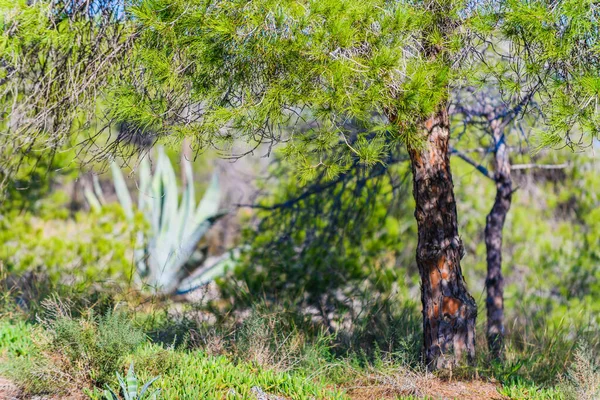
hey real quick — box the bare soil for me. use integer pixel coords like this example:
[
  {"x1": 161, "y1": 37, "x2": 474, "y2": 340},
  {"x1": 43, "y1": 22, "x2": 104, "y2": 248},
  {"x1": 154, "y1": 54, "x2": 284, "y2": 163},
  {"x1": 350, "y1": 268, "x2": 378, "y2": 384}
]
[
  {"x1": 344, "y1": 376, "x2": 506, "y2": 400},
  {"x1": 0, "y1": 377, "x2": 19, "y2": 400}
]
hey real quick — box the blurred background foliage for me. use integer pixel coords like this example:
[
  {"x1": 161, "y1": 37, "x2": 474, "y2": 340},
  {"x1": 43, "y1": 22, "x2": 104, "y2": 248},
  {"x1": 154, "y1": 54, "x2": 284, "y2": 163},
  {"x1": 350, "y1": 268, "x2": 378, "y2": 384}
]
[
  {"x1": 0, "y1": 130, "x2": 598, "y2": 394},
  {"x1": 1, "y1": 137, "x2": 598, "y2": 342},
  {"x1": 1, "y1": 1, "x2": 599, "y2": 397}
]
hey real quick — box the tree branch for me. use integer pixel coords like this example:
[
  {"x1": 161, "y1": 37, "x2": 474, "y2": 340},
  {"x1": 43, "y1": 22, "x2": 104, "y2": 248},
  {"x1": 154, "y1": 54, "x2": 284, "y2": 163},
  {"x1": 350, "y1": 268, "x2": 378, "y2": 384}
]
[
  {"x1": 236, "y1": 154, "x2": 410, "y2": 210},
  {"x1": 511, "y1": 162, "x2": 570, "y2": 170},
  {"x1": 450, "y1": 147, "x2": 495, "y2": 181}
]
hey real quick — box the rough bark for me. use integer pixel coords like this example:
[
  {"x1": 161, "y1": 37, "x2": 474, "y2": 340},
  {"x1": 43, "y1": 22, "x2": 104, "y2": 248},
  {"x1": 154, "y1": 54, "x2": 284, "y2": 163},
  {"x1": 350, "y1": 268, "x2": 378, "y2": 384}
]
[
  {"x1": 407, "y1": 108, "x2": 477, "y2": 370},
  {"x1": 485, "y1": 124, "x2": 512, "y2": 358}
]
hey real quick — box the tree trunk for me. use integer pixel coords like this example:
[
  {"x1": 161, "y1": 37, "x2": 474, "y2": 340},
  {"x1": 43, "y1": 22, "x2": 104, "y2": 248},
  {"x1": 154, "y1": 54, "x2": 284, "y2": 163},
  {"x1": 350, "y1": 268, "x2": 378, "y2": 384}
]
[
  {"x1": 485, "y1": 125, "x2": 512, "y2": 358},
  {"x1": 407, "y1": 108, "x2": 477, "y2": 370}
]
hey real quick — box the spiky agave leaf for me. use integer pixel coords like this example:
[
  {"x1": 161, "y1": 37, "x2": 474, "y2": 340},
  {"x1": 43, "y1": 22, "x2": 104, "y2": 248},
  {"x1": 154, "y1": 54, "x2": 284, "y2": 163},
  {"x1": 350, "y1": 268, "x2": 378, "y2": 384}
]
[
  {"x1": 132, "y1": 157, "x2": 153, "y2": 277},
  {"x1": 103, "y1": 388, "x2": 119, "y2": 400},
  {"x1": 84, "y1": 185, "x2": 102, "y2": 212},
  {"x1": 149, "y1": 151, "x2": 165, "y2": 236},
  {"x1": 157, "y1": 149, "x2": 188, "y2": 287},
  {"x1": 175, "y1": 245, "x2": 240, "y2": 295},
  {"x1": 111, "y1": 161, "x2": 134, "y2": 220},
  {"x1": 157, "y1": 148, "x2": 179, "y2": 238},
  {"x1": 148, "y1": 151, "x2": 173, "y2": 285},
  {"x1": 92, "y1": 174, "x2": 106, "y2": 204},
  {"x1": 176, "y1": 158, "x2": 195, "y2": 243},
  {"x1": 103, "y1": 147, "x2": 228, "y2": 294},
  {"x1": 137, "y1": 155, "x2": 152, "y2": 212},
  {"x1": 162, "y1": 212, "x2": 227, "y2": 293},
  {"x1": 116, "y1": 372, "x2": 128, "y2": 400},
  {"x1": 138, "y1": 375, "x2": 161, "y2": 399},
  {"x1": 125, "y1": 362, "x2": 138, "y2": 400},
  {"x1": 194, "y1": 173, "x2": 221, "y2": 226},
  {"x1": 84, "y1": 175, "x2": 106, "y2": 212}
]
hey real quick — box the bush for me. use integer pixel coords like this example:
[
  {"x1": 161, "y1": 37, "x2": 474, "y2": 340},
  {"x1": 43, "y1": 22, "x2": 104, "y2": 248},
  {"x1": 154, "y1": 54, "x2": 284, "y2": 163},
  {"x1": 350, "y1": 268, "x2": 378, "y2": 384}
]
[
  {"x1": 232, "y1": 305, "x2": 332, "y2": 372},
  {"x1": 561, "y1": 341, "x2": 600, "y2": 400},
  {"x1": 2, "y1": 304, "x2": 146, "y2": 395},
  {"x1": 0, "y1": 204, "x2": 140, "y2": 288}
]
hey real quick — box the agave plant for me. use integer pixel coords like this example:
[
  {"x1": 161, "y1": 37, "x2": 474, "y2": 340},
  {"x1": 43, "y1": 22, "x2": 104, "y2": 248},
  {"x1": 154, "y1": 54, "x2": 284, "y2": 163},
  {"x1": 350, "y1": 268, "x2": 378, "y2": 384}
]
[
  {"x1": 86, "y1": 147, "x2": 229, "y2": 294},
  {"x1": 104, "y1": 362, "x2": 161, "y2": 400}
]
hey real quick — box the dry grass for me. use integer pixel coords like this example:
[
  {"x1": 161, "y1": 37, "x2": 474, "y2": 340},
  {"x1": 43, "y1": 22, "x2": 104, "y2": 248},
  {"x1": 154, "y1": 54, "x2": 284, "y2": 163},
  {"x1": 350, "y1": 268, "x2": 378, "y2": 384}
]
[{"x1": 340, "y1": 368, "x2": 505, "y2": 400}]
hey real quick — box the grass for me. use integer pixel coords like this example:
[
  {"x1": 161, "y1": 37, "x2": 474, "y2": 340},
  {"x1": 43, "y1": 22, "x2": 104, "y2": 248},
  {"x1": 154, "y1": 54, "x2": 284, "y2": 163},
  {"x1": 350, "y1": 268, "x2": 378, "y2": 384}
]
[
  {"x1": 0, "y1": 292, "x2": 597, "y2": 399},
  {"x1": 0, "y1": 309, "x2": 347, "y2": 399},
  {"x1": 128, "y1": 344, "x2": 345, "y2": 399},
  {"x1": 0, "y1": 318, "x2": 36, "y2": 358}
]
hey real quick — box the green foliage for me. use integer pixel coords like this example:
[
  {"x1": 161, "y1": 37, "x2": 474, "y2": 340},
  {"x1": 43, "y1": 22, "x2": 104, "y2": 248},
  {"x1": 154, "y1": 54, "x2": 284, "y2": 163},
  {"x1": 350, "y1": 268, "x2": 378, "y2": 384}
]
[
  {"x1": 0, "y1": 203, "x2": 139, "y2": 287},
  {"x1": 0, "y1": 146, "x2": 77, "y2": 215},
  {"x1": 87, "y1": 147, "x2": 228, "y2": 294},
  {"x1": 102, "y1": 0, "x2": 600, "y2": 186},
  {"x1": 104, "y1": 363, "x2": 161, "y2": 400},
  {"x1": 220, "y1": 149, "x2": 416, "y2": 327},
  {"x1": 496, "y1": 0, "x2": 600, "y2": 148},
  {"x1": 130, "y1": 347, "x2": 345, "y2": 400},
  {"x1": 231, "y1": 305, "x2": 333, "y2": 372},
  {"x1": 1, "y1": 293, "x2": 593, "y2": 399},
  {"x1": 0, "y1": 0, "x2": 134, "y2": 194},
  {"x1": 2, "y1": 307, "x2": 146, "y2": 395},
  {"x1": 44, "y1": 309, "x2": 146, "y2": 385},
  {"x1": 1, "y1": 307, "x2": 346, "y2": 399},
  {"x1": 498, "y1": 378, "x2": 566, "y2": 400},
  {"x1": 561, "y1": 341, "x2": 600, "y2": 400},
  {"x1": 452, "y1": 148, "x2": 600, "y2": 382},
  {"x1": 0, "y1": 318, "x2": 36, "y2": 358},
  {"x1": 109, "y1": 0, "x2": 468, "y2": 181}
]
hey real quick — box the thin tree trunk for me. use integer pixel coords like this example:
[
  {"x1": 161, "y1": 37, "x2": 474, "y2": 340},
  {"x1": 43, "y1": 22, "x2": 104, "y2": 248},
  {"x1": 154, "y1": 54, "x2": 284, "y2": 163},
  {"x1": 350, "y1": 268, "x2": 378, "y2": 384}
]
[
  {"x1": 485, "y1": 124, "x2": 512, "y2": 358},
  {"x1": 407, "y1": 108, "x2": 477, "y2": 370}
]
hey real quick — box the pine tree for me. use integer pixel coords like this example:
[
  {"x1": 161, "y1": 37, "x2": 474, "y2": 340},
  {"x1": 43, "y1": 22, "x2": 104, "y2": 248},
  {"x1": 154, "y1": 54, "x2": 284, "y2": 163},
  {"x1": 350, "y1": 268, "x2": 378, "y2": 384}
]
[
  {"x1": 117, "y1": 0, "x2": 479, "y2": 368},
  {"x1": 452, "y1": 87, "x2": 537, "y2": 359},
  {"x1": 85, "y1": 0, "x2": 600, "y2": 369},
  {"x1": 451, "y1": 0, "x2": 600, "y2": 358},
  {"x1": 3, "y1": 0, "x2": 599, "y2": 369}
]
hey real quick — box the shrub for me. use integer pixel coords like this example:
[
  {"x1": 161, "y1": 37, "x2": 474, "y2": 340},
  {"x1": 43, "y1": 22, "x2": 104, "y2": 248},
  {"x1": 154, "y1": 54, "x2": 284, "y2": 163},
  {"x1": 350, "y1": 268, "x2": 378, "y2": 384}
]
[
  {"x1": 129, "y1": 347, "x2": 346, "y2": 400},
  {"x1": 0, "y1": 204, "x2": 139, "y2": 288},
  {"x1": 3, "y1": 304, "x2": 146, "y2": 395},
  {"x1": 562, "y1": 341, "x2": 600, "y2": 400}
]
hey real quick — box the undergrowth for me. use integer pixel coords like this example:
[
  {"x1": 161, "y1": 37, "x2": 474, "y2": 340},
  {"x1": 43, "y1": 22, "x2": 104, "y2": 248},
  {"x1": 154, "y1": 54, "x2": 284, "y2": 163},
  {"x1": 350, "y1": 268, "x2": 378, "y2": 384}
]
[{"x1": 0, "y1": 290, "x2": 598, "y2": 399}]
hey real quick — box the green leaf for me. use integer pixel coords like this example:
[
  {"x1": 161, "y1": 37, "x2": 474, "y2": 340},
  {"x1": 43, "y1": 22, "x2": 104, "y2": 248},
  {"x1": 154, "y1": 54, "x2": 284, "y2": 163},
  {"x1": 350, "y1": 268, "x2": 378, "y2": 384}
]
[
  {"x1": 111, "y1": 162, "x2": 134, "y2": 220},
  {"x1": 139, "y1": 375, "x2": 161, "y2": 399},
  {"x1": 84, "y1": 186, "x2": 102, "y2": 212},
  {"x1": 103, "y1": 388, "x2": 119, "y2": 400},
  {"x1": 126, "y1": 362, "x2": 138, "y2": 399},
  {"x1": 194, "y1": 173, "x2": 221, "y2": 225}
]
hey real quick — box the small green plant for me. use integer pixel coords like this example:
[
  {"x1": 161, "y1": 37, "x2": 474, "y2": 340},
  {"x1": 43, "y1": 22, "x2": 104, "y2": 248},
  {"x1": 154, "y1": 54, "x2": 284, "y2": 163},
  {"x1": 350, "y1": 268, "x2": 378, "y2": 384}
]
[
  {"x1": 498, "y1": 377, "x2": 565, "y2": 400},
  {"x1": 87, "y1": 147, "x2": 229, "y2": 294},
  {"x1": 104, "y1": 362, "x2": 161, "y2": 400}
]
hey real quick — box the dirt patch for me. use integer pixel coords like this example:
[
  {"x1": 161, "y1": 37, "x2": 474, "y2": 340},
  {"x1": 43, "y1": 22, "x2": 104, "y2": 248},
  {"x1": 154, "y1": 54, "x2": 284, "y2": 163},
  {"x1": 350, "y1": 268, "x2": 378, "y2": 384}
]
[
  {"x1": 0, "y1": 377, "x2": 84, "y2": 400},
  {"x1": 344, "y1": 375, "x2": 506, "y2": 400},
  {"x1": 0, "y1": 377, "x2": 19, "y2": 400},
  {"x1": 419, "y1": 378, "x2": 506, "y2": 400}
]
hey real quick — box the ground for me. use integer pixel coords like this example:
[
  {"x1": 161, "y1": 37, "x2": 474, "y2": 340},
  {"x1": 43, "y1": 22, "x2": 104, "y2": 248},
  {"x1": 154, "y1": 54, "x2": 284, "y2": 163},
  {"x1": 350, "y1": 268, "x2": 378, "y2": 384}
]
[{"x1": 0, "y1": 375, "x2": 505, "y2": 400}]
